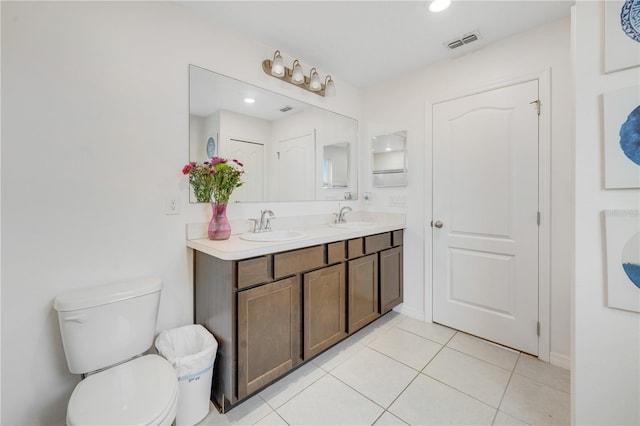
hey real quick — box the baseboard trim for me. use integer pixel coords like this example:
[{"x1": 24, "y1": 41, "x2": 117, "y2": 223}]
[
  {"x1": 550, "y1": 351, "x2": 571, "y2": 370},
  {"x1": 393, "y1": 304, "x2": 424, "y2": 321}
]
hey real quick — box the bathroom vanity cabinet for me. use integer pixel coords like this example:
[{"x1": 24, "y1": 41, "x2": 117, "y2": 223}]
[{"x1": 193, "y1": 229, "x2": 403, "y2": 412}]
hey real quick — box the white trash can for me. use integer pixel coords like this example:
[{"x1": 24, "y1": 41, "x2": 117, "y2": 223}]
[{"x1": 155, "y1": 324, "x2": 218, "y2": 426}]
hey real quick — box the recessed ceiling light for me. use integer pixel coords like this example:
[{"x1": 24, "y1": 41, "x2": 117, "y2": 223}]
[
  {"x1": 385, "y1": 147, "x2": 392, "y2": 151},
  {"x1": 244, "y1": 98, "x2": 255, "y2": 104},
  {"x1": 429, "y1": 0, "x2": 451, "y2": 13}
]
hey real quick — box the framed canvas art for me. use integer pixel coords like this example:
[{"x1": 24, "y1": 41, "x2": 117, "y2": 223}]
[
  {"x1": 605, "y1": 0, "x2": 640, "y2": 73},
  {"x1": 604, "y1": 210, "x2": 640, "y2": 313},
  {"x1": 603, "y1": 85, "x2": 640, "y2": 189}
]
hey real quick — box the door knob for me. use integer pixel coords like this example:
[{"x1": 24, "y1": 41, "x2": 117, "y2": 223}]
[{"x1": 432, "y1": 220, "x2": 443, "y2": 228}]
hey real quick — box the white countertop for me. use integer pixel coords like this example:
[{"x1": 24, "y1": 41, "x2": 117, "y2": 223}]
[{"x1": 186, "y1": 213, "x2": 405, "y2": 260}]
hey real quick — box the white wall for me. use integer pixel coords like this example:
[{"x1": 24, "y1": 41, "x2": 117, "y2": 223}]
[
  {"x1": 0, "y1": 2, "x2": 361, "y2": 424},
  {"x1": 573, "y1": 2, "x2": 640, "y2": 424},
  {"x1": 361, "y1": 18, "x2": 573, "y2": 363}
]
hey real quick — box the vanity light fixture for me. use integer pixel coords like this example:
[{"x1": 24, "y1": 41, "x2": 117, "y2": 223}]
[{"x1": 262, "y1": 50, "x2": 335, "y2": 97}]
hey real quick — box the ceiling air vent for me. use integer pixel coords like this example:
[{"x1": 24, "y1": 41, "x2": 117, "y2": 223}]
[
  {"x1": 447, "y1": 40, "x2": 464, "y2": 50},
  {"x1": 445, "y1": 30, "x2": 481, "y2": 50},
  {"x1": 280, "y1": 106, "x2": 293, "y2": 112}
]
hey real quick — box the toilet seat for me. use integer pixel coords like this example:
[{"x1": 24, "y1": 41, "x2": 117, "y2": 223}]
[{"x1": 66, "y1": 354, "x2": 179, "y2": 426}]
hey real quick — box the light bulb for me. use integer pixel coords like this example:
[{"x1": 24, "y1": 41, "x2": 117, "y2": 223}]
[
  {"x1": 309, "y1": 68, "x2": 321, "y2": 91},
  {"x1": 324, "y1": 76, "x2": 336, "y2": 97},
  {"x1": 292, "y1": 60, "x2": 304, "y2": 84},
  {"x1": 429, "y1": 0, "x2": 451, "y2": 12},
  {"x1": 271, "y1": 50, "x2": 285, "y2": 77}
]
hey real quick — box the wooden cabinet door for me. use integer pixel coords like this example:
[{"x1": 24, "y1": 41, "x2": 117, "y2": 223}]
[
  {"x1": 303, "y1": 264, "x2": 347, "y2": 359},
  {"x1": 348, "y1": 254, "x2": 379, "y2": 333},
  {"x1": 380, "y1": 246, "x2": 403, "y2": 314},
  {"x1": 237, "y1": 276, "x2": 300, "y2": 399}
]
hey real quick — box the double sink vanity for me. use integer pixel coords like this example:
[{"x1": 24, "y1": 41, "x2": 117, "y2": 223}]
[{"x1": 187, "y1": 213, "x2": 405, "y2": 412}]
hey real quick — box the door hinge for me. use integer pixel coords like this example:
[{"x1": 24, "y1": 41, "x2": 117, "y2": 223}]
[
  {"x1": 537, "y1": 211, "x2": 541, "y2": 226},
  {"x1": 277, "y1": 151, "x2": 280, "y2": 160},
  {"x1": 529, "y1": 99, "x2": 541, "y2": 116},
  {"x1": 536, "y1": 322, "x2": 541, "y2": 337}
]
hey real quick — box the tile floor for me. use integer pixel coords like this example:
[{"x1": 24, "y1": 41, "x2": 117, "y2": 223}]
[{"x1": 200, "y1": 312, "x2": 570, "y2": 426}]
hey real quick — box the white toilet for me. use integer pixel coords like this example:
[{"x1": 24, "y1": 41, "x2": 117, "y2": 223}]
[{"x1": 54, "y1": 277, "x2": 179, "y2": 425}]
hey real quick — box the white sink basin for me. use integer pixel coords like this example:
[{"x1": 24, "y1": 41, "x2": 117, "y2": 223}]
[
  {"x1": 239, "y1": 230, "x2": 308, "y2": 242},
  {"x1": 329, "y1": 221, "x2": 377, "y2": 229}
]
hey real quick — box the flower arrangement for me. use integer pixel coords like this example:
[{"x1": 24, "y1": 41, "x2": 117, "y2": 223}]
[{"x1": 182, "y1": 157, "x2": 244, "y2": 204}]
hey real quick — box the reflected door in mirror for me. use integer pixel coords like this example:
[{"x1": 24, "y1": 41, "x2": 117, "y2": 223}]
[
  {"x1": 276, "y1": 133, "x2": 315, "y2": 201},
  {"x1": 230, "y1": 139, "x2": 265, "y2": 202}
]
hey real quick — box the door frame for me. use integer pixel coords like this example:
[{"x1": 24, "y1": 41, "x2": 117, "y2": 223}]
[{"x1": 424, "y1": 69, "x2": 551, "y2": 362}]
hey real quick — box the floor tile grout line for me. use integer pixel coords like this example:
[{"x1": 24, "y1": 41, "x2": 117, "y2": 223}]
[
  {"x1": 419, "y1": 369, "x2": 503, "y2": 413},
  {"x1": 511, "y1": 363, "x2": 572, "y2": 394},
  {"x1": 253, "y1": 399, "x2": 291, "y2": 426},
  {"x1": 440, "y1": 344, "x2": 518, "y2": 373},
  {"x1": 394, "y1": 324, "x2": 457, "y2": 347},
  {"x1": 376, "y1": 370, "x2": 426, "y2": 426},
  {"x1": 492, "y1": 353, "x2": 533, "y2": 426},
  {"x1": 260, "y1": 365, "x2": 329, "y2": 412},
  {"x1": 324, "y1": 369, "x2": 396, "y2": 420}
]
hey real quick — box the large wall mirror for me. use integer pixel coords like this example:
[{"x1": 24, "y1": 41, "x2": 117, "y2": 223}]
[{"x1": 189, "y1": 65, "x2": 358, "y2": 203}]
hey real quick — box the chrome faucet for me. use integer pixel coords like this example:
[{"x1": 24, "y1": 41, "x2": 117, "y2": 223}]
[
  {"x1": 335, "y1": 206, "x2": 352, "y2": 224},
  {"x1": 250, "y1": 209, "x2": 275, "y2": 232}
]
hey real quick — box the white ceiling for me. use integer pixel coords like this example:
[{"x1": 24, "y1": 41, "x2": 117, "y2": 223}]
[{"x1": 181, "y1": 1, "x2": 574, "y2": 89}]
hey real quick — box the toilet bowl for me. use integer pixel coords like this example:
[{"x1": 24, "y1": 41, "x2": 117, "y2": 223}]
[
  {"x1": 54, "y1": 278, "x2": 178, "y2": 425},
  {"x1": 66, "y1": 355, "x2": 179, "y2": 426}
]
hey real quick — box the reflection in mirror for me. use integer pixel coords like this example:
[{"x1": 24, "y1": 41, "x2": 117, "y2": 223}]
[
  {"x1": 323, "y1": 143, "x2": 349, "y2": 188},
  {"x1": 189, "y1": 65, "x2": 358, "y2": 203},
  {"x1": 372, "y1": 131, "x2": 408, "y2": 187}
]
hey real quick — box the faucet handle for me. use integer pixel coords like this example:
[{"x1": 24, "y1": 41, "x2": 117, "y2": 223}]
[
  {"x1": 248, "y1": 218, "x2": 258, "y2": 233},
  {"x1": 265, "y1": 216, "x2": 275, "y2": 231}
]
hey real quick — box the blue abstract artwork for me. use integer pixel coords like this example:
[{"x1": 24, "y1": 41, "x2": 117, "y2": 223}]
[
  {"x1": 603, "y1": 87, "x2": 640, "y2": 188},
  {"x1": 622, "y1": 232, "x2": 640, "y2": 289},
  {"x1": 605, "y1": 0, "x2": 640, "y2": 73},
  {"x1": 620, "y1": 105, "x2": 640, "y2": 165},
  {"x1": 605, "y1": 211, "x2": 640, "y2": 313},
  {"x1": 621, "y1": 0, "x2": 640, "y2": 43}
]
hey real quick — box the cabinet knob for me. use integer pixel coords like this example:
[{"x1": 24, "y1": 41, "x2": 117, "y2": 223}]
[{"x1": 432, "y1": 220, "x2": 443, "y2": 229}]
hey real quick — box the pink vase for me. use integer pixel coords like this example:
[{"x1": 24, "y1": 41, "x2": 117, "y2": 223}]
[{"x1": 208, "y1": 202, "x2": 231, "y2": 240}]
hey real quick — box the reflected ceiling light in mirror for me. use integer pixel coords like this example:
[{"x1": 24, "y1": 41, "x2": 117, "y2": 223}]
[
  {"x1": 244, "y1": 98, "x2": 255, "y2": 104},
  {"x1": 429, "y1": 0, "x2": 451, "y2": 12},
  {"x1": 262, "y1": 50, "x2": 335, "y2": 97}
]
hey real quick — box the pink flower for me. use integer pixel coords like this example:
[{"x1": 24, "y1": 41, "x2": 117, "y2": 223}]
[
  {"x1": 182, "y1": 164, "x2": 193, "y2": 175},
  {"x1": 233, "y1": 159, "x2": 244, "y2": 167},
  {"x1": 211, "y1": 156, "x2": 227, "y2": 165}
]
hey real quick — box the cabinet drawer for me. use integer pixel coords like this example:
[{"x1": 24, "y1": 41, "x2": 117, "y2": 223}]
[
  {"x1": 392, "y1": 230, "x2": 404, "y2": 247},
  {"x1": 327, "y1": 241, "x2": 346, "y2": 264},
  {"x1": 237, "y1": 256, "x2": 272, "y2": 289},
  {"x1": 347, "y1": 238, "x2": 364, "y2": 259},
  {"x1": 364, "y1": 233, "x2": 391, "y2": 254},
  {"x1": 274, "y1": 246, "x2": 325, "y2": 278}
]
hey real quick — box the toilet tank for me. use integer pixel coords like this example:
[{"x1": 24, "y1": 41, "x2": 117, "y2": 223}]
[{"x1": 54, "y1": 277, "x2": 163, "y2": 374}]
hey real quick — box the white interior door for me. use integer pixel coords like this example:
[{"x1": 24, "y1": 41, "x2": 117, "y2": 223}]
[
  {"x1": 277, "y1": 132, "x2": 315, "y2": 201},
  {"x1": 229, "y1": 139, "x2": 264, "y2": 202},
  {"x1": 432, "y1": 80, "x2": 539, "y2": 355}
]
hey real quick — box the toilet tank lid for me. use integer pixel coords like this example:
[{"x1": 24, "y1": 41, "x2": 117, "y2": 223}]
[{"x1": 54, "y1": 277, "x2": 163, "y2": 312}]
